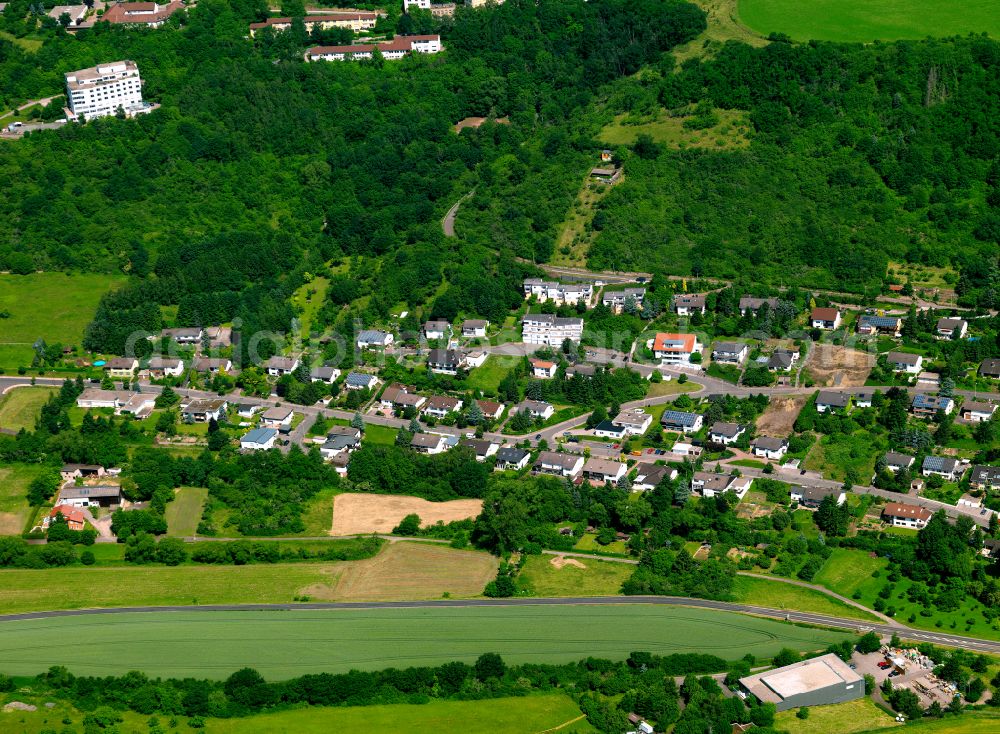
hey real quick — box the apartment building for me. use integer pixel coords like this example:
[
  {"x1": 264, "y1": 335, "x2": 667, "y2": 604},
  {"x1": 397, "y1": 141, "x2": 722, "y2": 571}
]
[
  {"x1": 307, "y1": 35, "x2": 442, "y2": 61},
  {"x1": 522, "y1": 278, "x2": 593, "y2": 306},
  {"x1": 522, "y1": 313, "x2": 584, "y2": 346},
  {"x1": 65, "y1": 61, "x2": 148, "y2": 120},
  {"x1": 250, "y1": 11, "x2": 379, "y2": 35}
]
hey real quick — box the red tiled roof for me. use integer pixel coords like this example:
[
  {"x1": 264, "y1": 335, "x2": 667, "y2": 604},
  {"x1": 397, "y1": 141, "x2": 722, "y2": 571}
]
[
  {"x1": 101, "y1": 1, "x2": 183, "y2": 24},
  {"x1": 50, "y1": 505, "x2": 86, "y2": 525},
  {"x1": 653, "y1": 333, "x2": 696, "y2": 353}
]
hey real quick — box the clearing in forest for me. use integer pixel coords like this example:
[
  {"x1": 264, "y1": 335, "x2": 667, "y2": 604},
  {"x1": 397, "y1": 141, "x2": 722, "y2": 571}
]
[{"x1": 330, "y1": 492, "x2": 482, "y2": 536}]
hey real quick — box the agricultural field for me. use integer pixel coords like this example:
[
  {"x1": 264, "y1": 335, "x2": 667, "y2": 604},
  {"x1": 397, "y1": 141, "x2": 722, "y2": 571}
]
[
  {"x1": 0, "y1": 272, "x2": 124, "y2": 370},
  {"x1": 517, "y1": 554, "x2": 633, "y2": 596},
  {"x1": 303, "y1": 541, "x2": 498, "y2": 602},
  {"x1": 0, "y1": 386, "x2": 56, "y2": 433},
  {"x1": 0, "y1": 604, "x2": 854, "y2": 679},
  {"x1": 164, "y1": 487, "x2": 208, "y2": 537},
  {"x1": 601, "y1": 108, "x2": 751, "y2": 151},
  {"x1": 775, "y1": 698, "x2": 898, "y2": 734},
  {"x1": 330, "y1": 493, "x2": 482, "y2": 536},
  {"x1": 0, "y1": 695, "x2": 596, "y2": 734},
  {"x1": 0, "y1": 464, "x2": 43, "y2": 536},
  {"x1": 738, "y1": 0, "x2": 1000, "y2": 42}
]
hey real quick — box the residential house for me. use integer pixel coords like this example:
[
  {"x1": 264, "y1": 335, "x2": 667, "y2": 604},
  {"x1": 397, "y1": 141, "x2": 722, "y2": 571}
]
[
  {"x1": 240, "y1": 427, "x2": 278, "y2": 451},
  {"x1": 969, "y1": 465, "x2": 1000, "y2": 491},
  {"x1": 739, "y1": 296, "x2": 780, "y2": 315},
  {"x1": 651, "y1": 333, "x2": 701, "y2": 365},
  {"x1": 475, "y1": 400, "x2": 505, "y2": 421},
  {"x1": 460, "y1": 439, "x2": 499, "y2": 462},
  {"x1": 261, "y1": 406, "x2": 294, "y2": 432},
  {"x1": 566, "y1": 363, "x2": 597, "y2": 379},
  {"x1": 310, "y1": 366, "x2": 341, "y2": 384},
  {"x1": 75, "y1": 389, "x2": 152, "y2": 416},
  {"x1": 816, "y1": 391, "x2": 850, "y2": 413},
  {"x1": 593, "y1": 421, "x2": 627, "y2": 440},
  {"x1": 709, "y1": 422, "x2": 745, "y2": 446},
  {"x1": 660, "y1": 410, "x2": 703, "y2": 434},
  {"x1": 911, "y1": 393, "x2": 954, "y2": 417},
  {"x1": 921, "y1": 455, "x2": 962, "y2": 482},
  {"x1": 671, "y1": 442, "x2": 701, "y2": 458},
  {"x1": 422, "y1": 395, "x2": 463, "y2": 419},
  {"x1": 673, "y1": 294, "x2": 706, "y2": 316},
  {"x1": 882, "y1": 502, "x2": 932, "y2": 529},
  {"x1": 883, "y1": 452, "x2": 915, "y2": 474},
  {"x1": 522, "y1": 314, "x2": 584, "y2": 346},
  {"x1": 76, "y1": 388, "x2": 122, "y2": 410},
  {"x1": 233, "y1": 403, "x2": 262, "y2": 419},
  {"x1": 522, "y1": 279, "x2": 593, "y2": 306},
  {"x1": 962, "y1": 401, "x2": 997, "y2": 423},
  {"x1": 147, "y1": 357, "x2": 184, "y2": 378},
  {"x1": 768, "y1": 349, "x2": 798, "y2": 372},
  {"x1": 810, "y1": 307, "x2": 841, "y2": 330},
  {"x1": 602, "y1": 288, "x2": 645, "y2": 314},
  {"x1": 857, "y1": 315, "x2": 902, "y2": 337},
  {"x1": 105, "y1": 357, "x2": 139, "y2": 379},
  {"x1": 427, "y1": 348, "x2": 466, "y2": 375},
  {"x1": 320, "y1": 428, "x2": 361, "y2": 460},
  {"x1": 530, "y1": 359, "x2": 558, "y2": 379},
  {"x1": 411, "y1": 432, "x2": 448, "y2": 455},
  {"x1": 60, "y1": 464, "x2": 108, "y2": 482},
  {"x1": 344, "y1": 372, "x2": 378, "y2": 391},
  {"x1": 495, "y1": 447, "x2": 530, "y2": 471},
  {"x1": 57, "y1": 484, "x2": 121, "y2": 508},
  {"x1": 48, "y1": 5, "x2": 88, "y2": 27},
  {"x1": 853, "y1": 390, "x2": 875, "y2": 408},
  {"x1": 886, "y1": 351, "x2": 923, "y2": 374},
  {"x1": 791, "y1": 486, "x2": 846, "y2": 508},
  {"x1": 516, "y1": 399, "x2": 554, "y2": 421},
  {"x1": 692, "y1": 471, "x2": 753, "y2": 499},
  {"x1": 979, "y1": 359, "x2": 1000, "y2": 379},
  {"x1": 193, "y1": 357, "x2": 232, "y2": 374},
  {"x1": 751, "y1": 436, "x2": 788, "y2": 460},
  {"x1": 423, "y1": 320, "x2": 451, "y2": 340},
  {"x1": 712, "y1": 341, "x2": 749, "y2": 365},
  {"x1": 534, "y1": 451, "x2": 584, "y2": 477},
  {"x1": 632, "y1": 464, "x2": 678, "y2": 491},
  {"x1": 264, "y1": 356, "x2": 299, "y2": 376},
  {"x1": 118, "y1": 393, "x2": 155, "y2": 417},
  {"x1": 44, "y1": 505, "x2": 86, "y2": 531},
  {"x1": 380, "y1": 384, "x2": 426, "y2": 412},
  {"x1": 461, "y1": 320, "x2": 489, "y2": 338},
  {"x1": 612, "y1": 408, "x2": 652, "y2": 436},
  {"x1": 936, "y1": 318, "x2": 968, "y2": 339},
  {"x1": 582, "y1": 458, "x2": 627, "y2": 484},
  {"x1": 357, "y1": 330, "x2": 394, "y2": 349},
  {"x1": 181, "y1": 398, "x2": 228, "y2": 423},
  {"x1": 204, "y1": 326, "x2": 231, "y2": 348},
  {"x1": 160, "y1": 327, "x2": 202, "y2": 344}
]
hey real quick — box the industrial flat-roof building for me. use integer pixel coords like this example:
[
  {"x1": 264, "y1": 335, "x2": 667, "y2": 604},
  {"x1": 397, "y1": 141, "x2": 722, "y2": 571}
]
[{"x1": 739, "y1": 653, "x2": 864, "y2": 711}]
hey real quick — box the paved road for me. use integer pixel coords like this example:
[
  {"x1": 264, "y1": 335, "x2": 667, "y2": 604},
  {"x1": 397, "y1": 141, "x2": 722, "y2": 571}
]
[
  {"x1": 441, "y1": 190, "x2": 473, "y2": 237},
  {"x1": 2, "y1": 595, "x2": 998, "y2": 652}
]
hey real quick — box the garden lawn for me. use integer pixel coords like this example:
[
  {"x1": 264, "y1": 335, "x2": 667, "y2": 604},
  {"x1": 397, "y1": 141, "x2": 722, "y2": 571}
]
[
  {"x1": 739, "y1": 0, "x2": 1000, "y2": 42},
  {"x1": 464, "y1": 355, "x2": 515, "y2": 394},
  {"x1": 0, "y1": 386, "x2": 57, "y2": 432},
  {"x1": 165, "y1": 487, "x2": 209, "y2": 537},
  {"x1": 731, "y1": 576, "x2": 881, "y2": 622},
  {"x1": 775, "y1": 697, "x2": 898, "y2": 734},
  {"x1": 803, "y1": 430, "x2": 885, "y2": 482},
  {"x1": 361, "y1": 423, "x2": 397, "y2": 446},
  {"x1": 0, "y1": 464, "x2": 44, "y2": 535},
  {"x1": 574, "y1": 532, "x2": 629, "y2": 555},
  {"x1": 517, "y1": 554, "x2": 633, "y2": 596},
  {"x1": 646, "y1": 379, "x2": 701, "y2": 398},
  {"x1": 0, "y1": 272, "x2": 124, "y2": 369},
  {"x1": 0, "y1": 604, "x2": 854, "y2": 679}
]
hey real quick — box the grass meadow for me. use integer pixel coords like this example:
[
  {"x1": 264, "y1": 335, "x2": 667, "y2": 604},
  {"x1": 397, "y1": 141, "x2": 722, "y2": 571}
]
[
  {"x1": 0, "y1": 386, "x2": 57, "y2": 432},
  {"x1": 738, "y1": 0, "x2": 1000, "y2": 42},
  {"x1": 0, "y1": 464, "x2": 44, "y2": 535},
  {"x1": 0, "y1": 272, "x2": 124, "y2": 369},
  {"x1": 0, "y1": 604, "x2": 853, "y2": 679},
  {"x1": 165, "y1": 487, "x2": 209, "y2": 537},
  {"x1": 517, "y1": 554, "x2": 633, "y2": 596},
  {"x1": 775, "y1": 698, "x2": 899, "y2": 734}
]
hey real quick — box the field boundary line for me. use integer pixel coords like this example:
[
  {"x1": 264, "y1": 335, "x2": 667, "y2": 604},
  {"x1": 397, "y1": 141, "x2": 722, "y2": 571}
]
[{"x1": 537, "y1": 713, "x2": 587, "y2": 733}]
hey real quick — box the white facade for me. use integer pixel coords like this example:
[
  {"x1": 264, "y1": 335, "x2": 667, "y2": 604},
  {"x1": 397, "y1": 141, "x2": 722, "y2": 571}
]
[
  {"x1": 522, "y1": 314, "x2": 584, "y2": 346},
  {"x1": 523, "y1": 279, "x2": 593, "y2": 306},
  {"x1": 65, "y1": 61, "x2": 146, "y2": 120},
  {"x1": 404, "y1": 0, "x2": 430, "y2": 8}
]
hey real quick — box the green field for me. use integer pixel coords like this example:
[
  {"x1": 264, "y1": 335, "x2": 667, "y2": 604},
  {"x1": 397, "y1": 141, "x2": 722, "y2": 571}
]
[
  {"x1": 775, "y1": 698, "x2": 898, "y2": 734},
  {"x1": 868, "y1": 711, "x2": 1000, "y2": 733},
  {"x1": 731, "y1": 575, "x2": 880, "y2": 622},
  {"x1": 0, "y1": 694, "x2": 595, "y2": 734},
  {"x1": 0, "y1": 386, "x2": 56, "y2": 432},
  {"x1": 812, "y1": 548, "x2": 887, "y2": 598},
  {"x1": 165, "y1": 487, "x2": 209, "y2": 537},
  {"x1": 600, "y1": 109, "x2": 751, "y2": 151},
  {"x1": 0, "y1": 605, "x2": 853, "y2": 679},
  {"x1": 464, "y1": 355, "x2": 515, "y2": 395},
  {"x1": 517, "y1": 554, "x2": 633, "y2": 596},
  {"x1": 0, "y1": 464, "x2": 43, "y2": 535},
  {"x1": 738, "y1": 0, "x2": 1000, "y2": 42},
  {"x1": 0, "y1": 272, "x2": 124, "y2": 369}
]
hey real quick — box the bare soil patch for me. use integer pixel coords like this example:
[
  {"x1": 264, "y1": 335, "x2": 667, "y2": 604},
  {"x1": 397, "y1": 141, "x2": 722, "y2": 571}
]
[
  {"x1": 550, "y1": 556, "x2": 587, "y2": 570},
  {"x1": 301, "y1": 542, "x2": 498, "y2": 602},
  {"x1": 330, "y1": 493, "x2": 483, "y2": 536},
  {"x1": 756, "y1": 395, "x2": 808, "y2": 436},
  {"x1": 0, "y1": 511, "x2": 23, "y2": 535},
  {"x1": 806, "y1": 344, "x2": 874, "y2": 387}
]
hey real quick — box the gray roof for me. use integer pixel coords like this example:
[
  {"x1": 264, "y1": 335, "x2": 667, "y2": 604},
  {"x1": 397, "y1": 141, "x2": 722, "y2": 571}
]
[
  {"x1": 58, "y1": 485, "x2": 122, "y2": 499},
  {"x1": 922, "y1": 455, "x2": 959, "y2": 473},
  {"x1": 660, "y1": 410, "x2": 701, "y2": 427},
  {"x1": 887, "y1": 351, "x2": 921, "y2": 366},
  {"x1": 753, "y1": 436, "x2": 787, "y2": 450},
  {"x1": 817, "y1": 391, "x2": 850, "y2": 408},
  {"x1": 345, "y1": 372, "x2": 376, "y2": 387},
  {"x1": 411, "y1": 432, "x2": 444, "y2": 448},
  {"x1": 310, "y1": 366, "x2": 338, "y2": 380},
  {"x1": 884, "y1": 451, "x2": 914, "y2": 468},
  {"x1": 357, "y1": 329, "x2": 390, "y2": 343},
  {"x1": 496, "y1": 447, "x2": 529, "y2": 464},
  {"x1": 713, "y1": 341, "x2": 746, "y2": 354},
  {"x1": 242, "y1": 427, "x2": 277, "y2": 444},
  {"x1": 323, "y1": 434, "x2": 359, "y2": 451},
  {"x1": 710, "y1": 422, "x2": 743, "y2": 438}
]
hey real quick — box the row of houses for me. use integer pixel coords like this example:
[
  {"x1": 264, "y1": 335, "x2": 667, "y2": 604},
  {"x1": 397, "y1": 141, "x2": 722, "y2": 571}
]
[
  {"x1": 379, "y1": 383, "x2": 506, "y2": 422},
  {"x1": 423, "y1": 319, "x2": 490, "y2": 340},
  {"x1": 307, "y1": 35, "x2": 442, "y2": 62},
  {"x1": 813, "y1": 389, "x2": 989, "y2": 420}
]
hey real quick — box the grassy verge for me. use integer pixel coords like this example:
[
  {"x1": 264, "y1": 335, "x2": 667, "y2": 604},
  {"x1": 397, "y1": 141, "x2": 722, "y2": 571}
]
[{"x1": 731, "y1": 575, "x2": 881, "y2": 623}]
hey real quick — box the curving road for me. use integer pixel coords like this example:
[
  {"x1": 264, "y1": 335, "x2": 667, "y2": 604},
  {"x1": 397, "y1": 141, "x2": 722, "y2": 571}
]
[{"x1": 2, "y1": 595, "x2": 999, "y2": 653}]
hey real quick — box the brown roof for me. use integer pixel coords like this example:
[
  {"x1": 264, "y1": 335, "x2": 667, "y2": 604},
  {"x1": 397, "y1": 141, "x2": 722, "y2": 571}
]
[
  {"x1": 101, "y1": 1, "x2": 184, "y2": 24},
  {"x1": 811, "y1": 307, "x2": 839, "y2": 321},
  {"x1": 476, "y1": 400, "x2": 503, "y2": 416},
  {"x1": 883, "y1": 502, "x2": 932, "y2": 521}
]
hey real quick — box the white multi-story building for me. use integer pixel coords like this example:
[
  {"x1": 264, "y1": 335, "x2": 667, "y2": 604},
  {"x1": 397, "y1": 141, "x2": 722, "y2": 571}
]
[
  {"x1": 404, "y1": 0, "x2": 430, "y2": 8},
  {"x1": 307, "y1": 35, "x2": 442, "y2": 62},
  {"x1": 65, "y1": 61, "x2": 147, "y2": 120},
  {"x1": 521, "y1": 314, "x2": 584, "y2": 346},
  {"x1": 522, "y1": 278, "x2": 593, "y2": 306}
]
